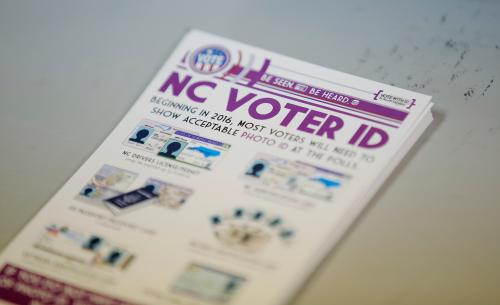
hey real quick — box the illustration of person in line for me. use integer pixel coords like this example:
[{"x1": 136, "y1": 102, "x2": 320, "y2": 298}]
[
  {"x1": 246, "y1": 162, "x2": 266, "y2": 178},
  {"x1": 129, "y1": 128, "x2": 150, "y2": 144},
  {"x1": 158, "y1": 141, "x2": 183, "y2": 159},
  {"x1": 224, "y1": 279, "x2": 240, "y2": 295},
  {"x1": 106, "y1": 250, "x2": 122, "y2": 265},
  {"x1": 83, "y1": 236, "x2": 102, "y2": 251}
]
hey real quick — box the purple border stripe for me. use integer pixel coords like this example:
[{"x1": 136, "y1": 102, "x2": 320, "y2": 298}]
[{"x1": 0, "y1": 264, "x2": 138, "y2": 305}]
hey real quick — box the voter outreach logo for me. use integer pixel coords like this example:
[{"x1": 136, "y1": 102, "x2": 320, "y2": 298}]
[
  {"x1": 189, "y1": 45, "x2": 231, "y2": 74},
  {"x1": 373, "y1": 89, "x2": 417, "y2": 110}
]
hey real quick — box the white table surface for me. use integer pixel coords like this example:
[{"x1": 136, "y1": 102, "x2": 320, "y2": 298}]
[{"x1": 1, "y1": 1, "x2": 499, "y2": 304}]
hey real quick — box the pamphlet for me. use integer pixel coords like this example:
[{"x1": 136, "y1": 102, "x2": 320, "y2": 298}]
[{"x1": 0, "y1": 30, "x2": 433, "y2": 305}]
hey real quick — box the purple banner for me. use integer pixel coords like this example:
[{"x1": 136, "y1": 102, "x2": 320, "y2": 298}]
[
  {"x1": 0, "y1": 264, "x2": 138, "y2": 305},
  {"x1": 259, "y1": 74, "x2": 408, "y2": 122},
  {"x1": 224, "y1": 65, "x2": 408, "y2": 122}
]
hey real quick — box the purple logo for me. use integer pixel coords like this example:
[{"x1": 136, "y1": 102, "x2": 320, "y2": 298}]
[{"x1": 189, "y1": 45, "x2": 230, "y2": 74}]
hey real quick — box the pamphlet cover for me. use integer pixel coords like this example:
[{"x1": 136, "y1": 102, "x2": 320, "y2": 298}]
[{"x1": 0, "y1": 30, "x2": 433, "y2": 305}]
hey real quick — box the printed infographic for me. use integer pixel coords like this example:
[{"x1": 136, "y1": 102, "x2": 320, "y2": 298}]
[{"x1": 0, "y1": 30, "x2": 433, "y2": 305}]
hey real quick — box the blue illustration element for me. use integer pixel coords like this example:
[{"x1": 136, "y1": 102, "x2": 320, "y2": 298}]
[
  {"x1": 80, "y1": 185, "x2": 96, "y2": 197},
  {"x1": 311, "y1": 177, "x2": 341, "y2": 188},
  {"x1": 191, "y1": 46, "x2": 230, "y2": 74},
  {"x1": 269, "y1": 218, "x2": 282, "y2": 227},
  {"x1": 211, "y1": 215, "x2": 221, "y2": 225},
  {"x1": 234, "y1": 208, "x2": 244, "y2": 218},
  {"x1": 280, "y1": 230, "x2": 294, "y2": 239},
  {"x1": 253, "y1": 211, "x2": 264, "y2": 220},
  {"x1": 129, "y1": 125, "x2": 154, "y2": 144},
  {"x1": 188, "y1": 146, "x2": 221, "y2": 158},
  {"x1": 246, "y1": 160, "x2": 268, "y2": 178},
  {"x1": 158, "y1": 139, "x2": 188, "y2": 159}
]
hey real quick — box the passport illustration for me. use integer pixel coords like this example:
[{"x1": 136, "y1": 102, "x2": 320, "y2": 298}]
[
  {"x1": 105, "y1": 185, "x2": 159, "y2": 215},
  {"x1": 77, "y1": 165, "x2": 194, "y2": 215}
]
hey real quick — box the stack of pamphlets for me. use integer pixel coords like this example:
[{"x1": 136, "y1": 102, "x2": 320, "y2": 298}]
[{"x1": 0, "y1": 30, "x2": 433, "y2": 305}]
